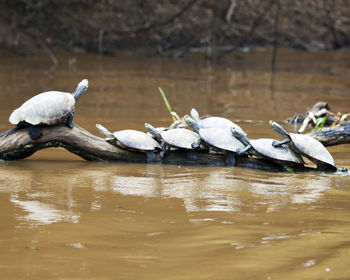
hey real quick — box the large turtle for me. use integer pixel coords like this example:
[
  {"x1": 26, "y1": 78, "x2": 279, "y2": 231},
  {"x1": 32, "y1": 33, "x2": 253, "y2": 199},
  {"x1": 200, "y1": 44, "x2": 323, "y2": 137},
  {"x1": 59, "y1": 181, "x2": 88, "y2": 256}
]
[
  {"x1": 96, "y1": 124, "x2": 161, "y2": 162},
  {"x1": 190, "y1": 108, "x2": 246, "y2": 135},
  {"x1": 269, "y1": 120, "x2": 336, "y2": 171},
  {"x1": 184, "y1": 115, "x2": 244, "y2": 165},
  {"x1": 145, "y1": 123, "x2": 201, "y2": 159},
  {"x1": 9, "y1": 79, "x2": 88, "y2": 140},
  {"x1": 231, "y1": 127, "x2": 305, "y2": 169}
]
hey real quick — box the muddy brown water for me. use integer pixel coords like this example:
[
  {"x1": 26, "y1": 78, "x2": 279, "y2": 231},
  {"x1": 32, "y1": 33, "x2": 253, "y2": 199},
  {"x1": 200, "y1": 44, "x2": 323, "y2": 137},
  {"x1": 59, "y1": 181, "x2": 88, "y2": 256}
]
[{"x1": 0, "y1": 49, "x2": 350, "y2": 279}]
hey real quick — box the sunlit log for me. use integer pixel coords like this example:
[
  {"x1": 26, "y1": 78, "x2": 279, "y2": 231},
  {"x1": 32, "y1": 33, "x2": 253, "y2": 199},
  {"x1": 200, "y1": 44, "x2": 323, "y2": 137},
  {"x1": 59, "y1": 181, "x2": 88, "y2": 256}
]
[{"x1": 0, "y1": 124, "x2": 288, "y2": 172}]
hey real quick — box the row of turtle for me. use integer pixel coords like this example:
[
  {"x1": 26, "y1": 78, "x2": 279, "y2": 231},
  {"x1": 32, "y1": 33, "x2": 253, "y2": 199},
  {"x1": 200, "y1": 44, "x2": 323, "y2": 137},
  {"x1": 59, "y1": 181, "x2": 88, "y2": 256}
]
[
  {"x1": 96, "y1": 108, "x2": 336, "y2": 171},
  {"x1": 8, "y1": 79, "x2": 336, "y2": 171}
]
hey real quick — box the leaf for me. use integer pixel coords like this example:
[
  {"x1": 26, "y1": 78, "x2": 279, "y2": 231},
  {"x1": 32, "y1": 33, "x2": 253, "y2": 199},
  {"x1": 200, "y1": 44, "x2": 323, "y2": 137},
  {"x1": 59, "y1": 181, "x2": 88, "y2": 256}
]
[
  {"x1": 312, "y1": 117, "x2": 326, "y2": 132},
  {"x1": 170, "y1": 111, "x2": 181, "y2": 121},
  {"x1": 159, "y1": 87, "x2": 172, "y2": 113},
  {"x1": 284, "y1": 166, "x2": 294, "y2": 172},
  {"x1": 159, "y1": 87, "x2": 177, "y2": 122}
]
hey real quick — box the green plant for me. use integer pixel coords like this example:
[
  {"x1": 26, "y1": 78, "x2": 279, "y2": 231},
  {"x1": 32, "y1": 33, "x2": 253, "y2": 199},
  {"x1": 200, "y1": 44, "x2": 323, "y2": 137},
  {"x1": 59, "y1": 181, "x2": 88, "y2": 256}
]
[
  {"x1": 159, "y1": 87, "x2": 180, "y2": 122},
  {"x1": 312, "y1": 117, "x2": 326, "y2": 132}
]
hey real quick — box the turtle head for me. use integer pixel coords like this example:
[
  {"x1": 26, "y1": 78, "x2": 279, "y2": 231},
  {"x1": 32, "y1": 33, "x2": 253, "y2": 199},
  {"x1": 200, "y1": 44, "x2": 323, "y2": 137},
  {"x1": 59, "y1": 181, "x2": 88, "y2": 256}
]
[
  {"x1": 73, "y1": 79, "x2": 89, "y2": 100},
  {"x1": 184, "y1": 115, "x2": 200, "y2": 133},
  {"x1": 231, "y1": 127, "x2": 250, "y2": 146},
  {"x1": 145, "y1": 123, "x2": 162, "y2": 139},
  {"x1": 144, "y1": 122, "x2": 154, "y2": 132},
  {"x1": 96, "y1": 123, "x2": 113, "y2": 139},
  {"x1": 269, "y1": 120, "x2": 290, "y2": 139},
  {"x1": 190, "y1": 108, "x2": 200, "y2": 121}
]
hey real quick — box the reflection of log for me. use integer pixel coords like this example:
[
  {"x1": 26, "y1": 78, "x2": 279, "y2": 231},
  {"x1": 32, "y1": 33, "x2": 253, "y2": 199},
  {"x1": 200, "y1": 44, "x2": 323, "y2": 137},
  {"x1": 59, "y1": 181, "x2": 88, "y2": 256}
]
[
  {"x1": 0, "y1": 124, "x2": 295, "y2": 172},
  {"x1": 309, "y1": 122, "x2": 350, "y2": 146}
]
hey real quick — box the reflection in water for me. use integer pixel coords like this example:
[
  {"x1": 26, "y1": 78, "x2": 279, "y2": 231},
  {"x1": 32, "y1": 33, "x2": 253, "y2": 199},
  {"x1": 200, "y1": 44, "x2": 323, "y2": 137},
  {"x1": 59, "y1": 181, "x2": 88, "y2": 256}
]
[
  {"x1": 0, "y1": 162, "x2": 343, "y2": 222},
  {"x1": 10, "y1": 193, "x2": 79, "y2": 226},
  {"x1": 1, "y1": 50, "x2": 350, "y2": 279}
]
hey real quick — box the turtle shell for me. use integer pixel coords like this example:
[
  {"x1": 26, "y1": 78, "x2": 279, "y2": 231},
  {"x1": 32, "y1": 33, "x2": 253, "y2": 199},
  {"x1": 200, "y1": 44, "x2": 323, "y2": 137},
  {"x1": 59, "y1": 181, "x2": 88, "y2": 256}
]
[
  {"x1": 197, "y1": 117, "x2": 246, "y2": 135},
  {"x1": 114, "y1": 130, "x2": 161, "y2": 151},
  {"x1": 160, "y1": 128, "x2": 200, "y2": 149},
  {"x1": 199, "y1": 127, "x2": 244, "y2": 152},
  {"x1": 289, "y1": 133, "x2": 335, "y2": 168},
  {"x1": 9, "y1": 91, "x2": 75, "y2": 126},
  {"x1": 251, "y1": 138, "x2": 304, "y2": 165}
]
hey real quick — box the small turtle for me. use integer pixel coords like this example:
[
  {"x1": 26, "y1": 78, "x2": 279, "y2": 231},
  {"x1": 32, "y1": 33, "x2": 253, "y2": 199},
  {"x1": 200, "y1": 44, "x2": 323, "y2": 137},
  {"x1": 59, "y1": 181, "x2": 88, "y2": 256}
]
[
  {"x1": 269, "y1": 120, "x2": 336, "y2": 171},
  {"x1": 184, "y1": 115, "x2": 244, "y2": 165},
  {"x1": 96, "y1": 124, "x2": 161, "y2": 162},
  {"x1": 9, "y1": 79, "x2": 88, "y2": 140},
  {"x1": 190, "y1": 108, "x2": 246, "y2": 135},
  {"x1": 145, "y1": 123, "x2": 201, "y2": 159},
  {"x1": 231, "y1": 127, "x2": 305, "y2": 169}
]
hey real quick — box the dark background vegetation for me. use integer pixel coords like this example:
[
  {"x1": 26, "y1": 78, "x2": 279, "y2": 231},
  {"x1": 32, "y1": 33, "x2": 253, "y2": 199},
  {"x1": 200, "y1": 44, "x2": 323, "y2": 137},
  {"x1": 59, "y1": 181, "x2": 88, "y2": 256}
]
[{"x1": 1, "y1": 0, "x2": 349, "y2": 56}]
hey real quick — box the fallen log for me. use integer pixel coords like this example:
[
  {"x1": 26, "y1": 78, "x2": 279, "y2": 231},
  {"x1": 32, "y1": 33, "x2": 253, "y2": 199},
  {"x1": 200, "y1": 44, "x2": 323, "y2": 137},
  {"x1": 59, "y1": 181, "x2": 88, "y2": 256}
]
[
  {"x1": 308, "y1": 122, "x2": 350, "y2": 146},
  {"x1": 0, "y1": 124, "x2": 296, "y2": 172}
]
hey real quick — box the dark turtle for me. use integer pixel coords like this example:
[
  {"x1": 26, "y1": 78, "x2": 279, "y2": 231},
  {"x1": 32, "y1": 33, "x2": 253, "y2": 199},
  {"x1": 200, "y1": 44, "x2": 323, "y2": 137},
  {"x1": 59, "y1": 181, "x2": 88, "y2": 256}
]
[
  {"x1": 96, "y1": 124, "x2": 161, "y2": 162},
  {"x1": 190, "y1": 108, "x2": 246, "y2": 135},
  {"x1": 145, "y1": 123, "x2": 201, "y2": 159},
  {"x1": 184, "y1": 115, "x2": 244, "y2": 165},
  {"x1": 9, "y1": 79, "x2": 88, "y2": 140},
  {"x1": 269, "y1": 120, "x2": 336, "y2": 171},
  {"x1": 231, "y1": 127, "x2": 305, "y2": 169}
]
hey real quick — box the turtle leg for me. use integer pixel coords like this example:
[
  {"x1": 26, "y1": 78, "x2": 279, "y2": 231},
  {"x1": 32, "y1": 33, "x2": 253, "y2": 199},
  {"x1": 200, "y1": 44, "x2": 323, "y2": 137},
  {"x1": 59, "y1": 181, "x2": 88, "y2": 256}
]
[
  {"x1": 159, "y1": 142, "x2": 166, "y2": 158},
  {"x1": 272, "y1": 139, "x2": 290, "y2": 148},
  {"x1": 66, "y1": 112, "x2": 75, "y2": 129},
  {"x1": 191, "y1": 138, "x2": 202, "y2": 149},
  {"x1": 27, "y1": 126, "x2": 43, "y2": 140},
  {"x1": 225, "y1": 151, "x2": 236, "y2": 166},
  {"x1": 236, "y1": 145, "x2": 251, "y2": 155}
]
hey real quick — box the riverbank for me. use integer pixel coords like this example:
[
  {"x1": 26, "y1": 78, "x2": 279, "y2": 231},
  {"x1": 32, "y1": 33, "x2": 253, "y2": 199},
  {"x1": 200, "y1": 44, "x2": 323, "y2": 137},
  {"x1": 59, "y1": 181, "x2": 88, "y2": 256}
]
[{"x1": 1, "y1": 1, "x2": 349, "y2": 57}]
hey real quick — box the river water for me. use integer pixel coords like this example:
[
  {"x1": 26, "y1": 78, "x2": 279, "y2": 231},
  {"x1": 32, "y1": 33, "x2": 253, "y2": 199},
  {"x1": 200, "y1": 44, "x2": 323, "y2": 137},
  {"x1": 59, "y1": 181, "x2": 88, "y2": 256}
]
[{"x1": 0, "y1": 49, "x2": 350, "y2": 279}]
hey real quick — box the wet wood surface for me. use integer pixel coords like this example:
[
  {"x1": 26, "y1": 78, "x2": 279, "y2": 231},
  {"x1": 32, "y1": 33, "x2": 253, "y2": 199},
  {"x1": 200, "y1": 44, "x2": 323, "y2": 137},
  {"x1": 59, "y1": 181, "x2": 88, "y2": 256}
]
[
  {"x1": 1, "y1": 124, "x2": 347, "y2": 172},
  {"x1": 0, "y1": 125, "x2": 287, "y2": 172},
  {"x1": 308, "y1": 122, "x2": 350, "y2": 146}
]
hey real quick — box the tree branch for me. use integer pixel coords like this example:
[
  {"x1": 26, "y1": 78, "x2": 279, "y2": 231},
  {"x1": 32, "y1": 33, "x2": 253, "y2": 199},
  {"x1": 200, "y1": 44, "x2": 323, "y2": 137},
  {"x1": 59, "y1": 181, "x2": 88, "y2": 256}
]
[
  {"x1": 0, "y1": 124, "x2": 290, "y2": 172},
  {"x1": 308, "y1": 122, "x2": 350, "y2": 146}
]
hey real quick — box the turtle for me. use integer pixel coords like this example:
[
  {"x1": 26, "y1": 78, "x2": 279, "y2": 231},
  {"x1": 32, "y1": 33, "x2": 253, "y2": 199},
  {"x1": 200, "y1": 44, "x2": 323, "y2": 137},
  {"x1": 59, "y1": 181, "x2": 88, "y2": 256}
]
[
  {"x1": 96, "y1": 124, "x2": 161, "y2": 162},
  {"x1": 9, "y1": 79, "x2": 88, "y2": 140},
  {"x1": 145, "y1": 123, "x2": 201, "y2": 159},
  {"x1": 269, "y1": 120, "x2": 336, "y2": 171},
  {"x1": 231, "y1": 127, "x2": 305, "y2": 169},
  {"x1": 190, "y1": 108, "x2": 246, "y2": 136},
  {"x1": 184, "y1": 115, "x2": 245, "y2": 165}
]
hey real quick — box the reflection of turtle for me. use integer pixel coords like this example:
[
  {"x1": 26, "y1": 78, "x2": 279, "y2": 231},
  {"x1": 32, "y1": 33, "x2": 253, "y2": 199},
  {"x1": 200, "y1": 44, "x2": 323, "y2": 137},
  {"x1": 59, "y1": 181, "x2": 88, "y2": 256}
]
[
  {"x1": 9, "y1": 79, "x2": 88, "y2": 140},
  {"x1": 269, "y1": 120, "x2": 336, "y2": 171},
  {"x1": 96, "y1": 124, "x2": 161, "y2": 162},
  {"x1": 184, "y1": 115, "x2": 244, "y2": 165},
  {"x1": 145, "y1": 123, "x2": 201, "y2": 158},
  {"x1": 190, "y1": 108, "x2": 246, "y2": 135},
  {"x1": 231, "y1": 127, "x2": 304, "y2": 169}
]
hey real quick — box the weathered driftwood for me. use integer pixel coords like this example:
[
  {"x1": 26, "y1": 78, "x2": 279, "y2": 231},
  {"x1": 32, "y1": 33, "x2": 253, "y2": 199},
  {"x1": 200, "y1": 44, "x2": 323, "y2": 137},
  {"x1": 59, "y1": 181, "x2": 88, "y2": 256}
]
[
  {"x1": 308, "y1": 122, "x2": 350, "y2": 146},
  {"x1": 0, "y1": 124, "x2": 293, "y2": 172}
]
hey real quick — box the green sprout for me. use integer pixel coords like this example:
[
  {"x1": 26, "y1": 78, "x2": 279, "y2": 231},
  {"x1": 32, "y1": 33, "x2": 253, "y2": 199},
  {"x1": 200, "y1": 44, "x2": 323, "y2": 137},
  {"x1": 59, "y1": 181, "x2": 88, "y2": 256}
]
[
  {"x1": 159, "y1": 87, "x2": 180, "y2": 122},
  {"x1": 312, "y1": 117, "x2": 326, "y2": 132},
  {"x1": 284, "y1": 166, "x2": 294, "y2": 172}
]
